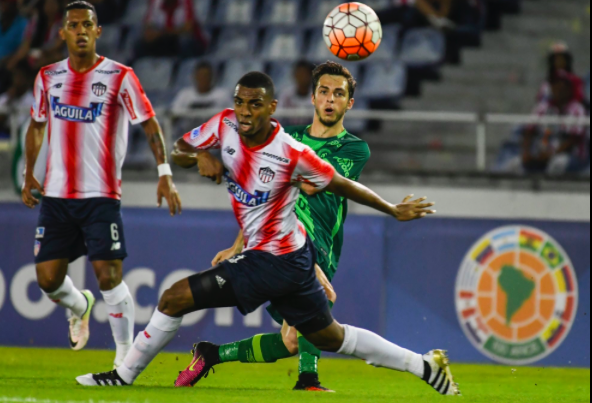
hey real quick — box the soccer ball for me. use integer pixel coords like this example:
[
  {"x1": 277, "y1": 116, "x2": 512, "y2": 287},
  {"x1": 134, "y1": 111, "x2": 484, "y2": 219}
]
[{"x1": 323, "y1": 2, "x2": 383, "y2": 62}]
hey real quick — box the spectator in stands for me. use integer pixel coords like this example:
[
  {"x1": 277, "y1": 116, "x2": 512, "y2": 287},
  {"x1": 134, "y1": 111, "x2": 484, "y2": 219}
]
[
  {"x1": 6, "y1": 0, "x2": 64, "y2": 71},
  {"x1": 500, "y1": 71, "x2": 589, "y2": 176},
  {"x1": 0, "y1": 0, "x2": 28, "y2": 60},
  {"x1": 278, "y1": 60, "x2": 314, "y2": 127},
  {"x1": 135, "y1": 0, "x2": 208, "y2": 60},
  {"x1": 171, "y1": 61, "x2": 229, "y2": 133},
  {"x1": 378, "y1": 0, "x2": 457, "y2": 30},
  {"x1": 537, "y1": 42, "x2": 585, "y2": 104},
  {"x1": 0, "y1": 60, "x2": 34, "y2": 139},
  {"x1": 87, "y1": 0, "x2": 127, "y2": 25},
  {"x1": 0, "y1": 0, "x2": 28, "y2": 93}
]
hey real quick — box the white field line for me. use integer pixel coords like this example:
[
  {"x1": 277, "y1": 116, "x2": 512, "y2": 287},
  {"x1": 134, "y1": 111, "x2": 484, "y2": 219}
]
[{"x1": 0, "y1": 398, "x2": 151, "y2": 403}]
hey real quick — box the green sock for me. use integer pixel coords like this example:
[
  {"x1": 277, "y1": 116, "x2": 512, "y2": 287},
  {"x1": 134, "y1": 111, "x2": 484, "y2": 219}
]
[
  {"x1": 219, "y1": 333, "x2": 293, "y2": 364},
  {"x1": 298, "y1": 335, "x2": 321, "y2": 375},
  {"x1": 298, "y1": 300, "x2": 334, "y2": 375}
]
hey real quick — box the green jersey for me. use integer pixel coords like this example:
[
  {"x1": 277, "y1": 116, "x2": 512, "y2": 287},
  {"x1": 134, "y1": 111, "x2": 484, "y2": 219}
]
[{"x1": 286, "y1": 125, "x2": 371, "y2": 281}]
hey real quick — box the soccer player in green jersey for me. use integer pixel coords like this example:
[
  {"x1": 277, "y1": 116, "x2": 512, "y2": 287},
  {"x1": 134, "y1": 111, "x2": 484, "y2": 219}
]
[{"x1": 196, "y1": 61, "x2": 432, "y2": 392}]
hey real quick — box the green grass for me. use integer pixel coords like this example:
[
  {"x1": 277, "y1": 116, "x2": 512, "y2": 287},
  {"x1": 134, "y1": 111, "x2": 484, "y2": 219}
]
[{"x1": 0, "y1": 347, "x2": 588, "y2": 403}]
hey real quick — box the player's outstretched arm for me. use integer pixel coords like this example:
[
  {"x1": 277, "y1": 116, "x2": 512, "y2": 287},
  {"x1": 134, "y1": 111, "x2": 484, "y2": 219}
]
[
  {"x1": 22, "y1": 120, "x2": 47, "y2": 209},
  {"x1": 172, "y1": 139, "x2": 225, "y2": 184},
  {"x1": 141, "y1": 118, "x2": 182, "y2": 216},
  {"x1": 324, "y1": 173, "x2": 436, "y2": 222}
]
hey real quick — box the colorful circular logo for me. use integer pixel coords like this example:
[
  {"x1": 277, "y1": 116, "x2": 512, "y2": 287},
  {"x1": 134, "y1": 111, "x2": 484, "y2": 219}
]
[{"x1": 455, "y1": 226, "x2": 578, "y2": 365}]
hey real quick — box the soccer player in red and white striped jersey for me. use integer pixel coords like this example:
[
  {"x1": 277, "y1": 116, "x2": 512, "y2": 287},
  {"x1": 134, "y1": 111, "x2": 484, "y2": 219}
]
[{"x1": 21, "y1": 1, "x2": 182, "y2": 369}]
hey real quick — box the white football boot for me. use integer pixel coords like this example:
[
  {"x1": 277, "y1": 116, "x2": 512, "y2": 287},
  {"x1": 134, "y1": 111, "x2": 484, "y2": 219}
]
[{"x1": 422, "y1": 350, "x2": 461, "y2": 396}]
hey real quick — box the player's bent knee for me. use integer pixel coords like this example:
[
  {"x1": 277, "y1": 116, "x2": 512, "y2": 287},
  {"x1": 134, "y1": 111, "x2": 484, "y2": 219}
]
[
  {"x1": 37, "y1": 275, "x2": 61, "y2": 293},
  {"x1": 93, "y1": 262, "x2": 123, "y2": 291},
  {"x1": 158, "y1": 280, "x2": 194, "y2": 317}
]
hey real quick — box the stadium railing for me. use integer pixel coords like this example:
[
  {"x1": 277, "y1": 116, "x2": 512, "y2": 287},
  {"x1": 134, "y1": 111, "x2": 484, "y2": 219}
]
[
  {"x1": 0, "y1": 107, "x2": 590, "y2": 173},
  {"x1": 163, "y1": 109, "x2": 591, "y2": 172}
]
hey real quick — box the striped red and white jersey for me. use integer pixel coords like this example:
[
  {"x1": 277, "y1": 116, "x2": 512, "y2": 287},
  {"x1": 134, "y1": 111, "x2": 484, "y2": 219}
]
[
  {"x1": 31, "y1": 57, "x2": 155, "y2": 200},
  {"x1": 183, "y1": 109, "x2": 336, "y2": 256}
]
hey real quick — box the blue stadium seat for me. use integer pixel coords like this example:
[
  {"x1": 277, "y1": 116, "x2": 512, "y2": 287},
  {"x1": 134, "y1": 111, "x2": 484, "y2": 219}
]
[
  {"x1": 260, "y1": 28, "x2": 305, "y2": 61},
  {"x1": 305, "y1": 0, "x2": 339, "y2": 27},
  {"x1": 260, "y1": 0, "x2": 303, "y2": 26},
  {"x1": 133, "y1": 58, "x2": 175, "y2": 92},
  {"x1": 214, "y1": 0, "x2": 257, "y2": 25},
  {"x1": 220, "y1": 59, "x2": 265, "y2": 90},
  {"x1": 211, "y1": 28, "x2": 258, "y2": 59},
  {"x1": 194, "y1": 0, "x2": 213, "y2": 24},
  {"x1": 96, "y1": 24, "x2": 122, "y2": 59},
  {"x1": 123, "y1": 0, "x2": 149, "y2": 27},
  {"x1": 357, "y1": 61, "x2": 407, "y2": 99},
  {"x1": 268, "y1": 62, "x2": 295, "y2": 96},
  {"x1": 399, "y1": 28, "x2": 446, "y2": 67},
  {"x1": 174, "y1": 58, "x2": 221, "y2": 91},
  {"x1": 370, "y1": 25, "x2": 400, "y2": 61}
]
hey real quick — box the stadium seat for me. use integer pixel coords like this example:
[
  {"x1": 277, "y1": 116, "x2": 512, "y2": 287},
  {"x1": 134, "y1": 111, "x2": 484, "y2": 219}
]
[
  {"x1": 357, "y1": 61, "x2": 407, "y2": 99},
  {"x1": 174, "y1": 58, "x2": 221, "y2": 91},
  {"x1": 399, "y1": 28, "x2": 446, "y2": 67},
  {"x1": 260, "y1": 28, "x2": 305, "y2": 61},
  {"x1": 219, "y1": 59, "x2": 265, "y2": 90},
  {"x1": 122, "y1": 0, "x2": 149, "y2": 27},
  {"x1": 214, "y1": 0, "x2": 257, "y2": 26},
  {"x1": 194, "y1": 0, "x2": 213, "y2": 25},
  {"x1": 133, "y1": 58, "x2": 175, "y2": 92},
  {"x1": 369, "y1": 25, "x2": 400, "y2": 61},
  {"x1": 268, "y1": 62, "x2": 295, "y2": 96},
  {"x1": 260, "y1": 0, "x2": 303, "y2": 26},
  {"x1": 96, "y1": 25, "x2": 122, "y2": 59},
  {"x1": 211, "y1": 28, "x2": 258, "y2": 59}
]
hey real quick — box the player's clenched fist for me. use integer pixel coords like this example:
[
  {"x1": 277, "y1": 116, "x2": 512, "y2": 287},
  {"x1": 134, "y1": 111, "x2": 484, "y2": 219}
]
[
  {"x1": 22, "y1": 174, "x2": 45, "y2": 209},
  {"x1": 392, "y1": 195, "x2": 436, "y2": 222}
]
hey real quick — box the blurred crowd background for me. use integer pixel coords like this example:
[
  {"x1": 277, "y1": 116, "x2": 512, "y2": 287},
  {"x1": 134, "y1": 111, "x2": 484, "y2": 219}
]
[{"x1": 0, "y1": 0, "x2": 589, "y2": 190}]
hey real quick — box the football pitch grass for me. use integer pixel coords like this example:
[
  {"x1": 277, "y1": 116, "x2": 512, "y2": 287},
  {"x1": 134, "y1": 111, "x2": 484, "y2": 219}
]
[{"x1": 0, "y1": 348, "x2": 588, "y2": 403}]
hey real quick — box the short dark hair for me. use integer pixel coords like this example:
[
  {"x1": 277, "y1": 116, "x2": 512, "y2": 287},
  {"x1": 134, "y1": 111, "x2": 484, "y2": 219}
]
[
  {"x1": 64, "y1": 1, "x2": 98, "y2": 22},
  {"x1": 195, "y1": 61, "x2": 213, "y2": 73},
  {"x1": 312, "y1": 61, "x2": 357, "y2": 99},
  {"x1": 294, "y1": 60, "x2": 314, "y2": 73},
  {"x1": 236, "y1": 72, "x2": 275, "y2": 99}
]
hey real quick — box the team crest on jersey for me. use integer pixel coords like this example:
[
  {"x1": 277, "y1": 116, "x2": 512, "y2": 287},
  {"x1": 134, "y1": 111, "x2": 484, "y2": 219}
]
[
  {"x1": 259, "y1": 167, "x2": 275, "y2": 183},
  {"x1": 51, "y1": 96, "x2": 104, "y2": 123},
  {"x1": 455, "y1": 226, "x2": 578, "y2": 366},
  {"x1": 92, "y1": 82, "x2": 108, "y2": 97}
]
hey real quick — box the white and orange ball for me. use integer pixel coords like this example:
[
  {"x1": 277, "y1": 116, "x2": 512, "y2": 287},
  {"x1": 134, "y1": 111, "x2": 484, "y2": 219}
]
[{"x1": 323, "y1": 2, "x2": 383, "y2": 62}]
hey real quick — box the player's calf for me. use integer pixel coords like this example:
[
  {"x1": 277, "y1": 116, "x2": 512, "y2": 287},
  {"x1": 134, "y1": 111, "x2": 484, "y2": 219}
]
[{"x1": 158, "y1": 279, "x2": 196, "y2": 317}]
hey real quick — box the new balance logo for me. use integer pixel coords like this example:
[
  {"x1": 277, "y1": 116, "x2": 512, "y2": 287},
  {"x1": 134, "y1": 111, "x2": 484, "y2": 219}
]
[
  {"x1": 216, "y1": 275, "x2": 227, "y2": 289},
  {"x1": 111, "y1": 242, "x2": 121, "y2": 251},
  {"x1": 228, "y1": 255, "x2": 245, "y2": 264}
]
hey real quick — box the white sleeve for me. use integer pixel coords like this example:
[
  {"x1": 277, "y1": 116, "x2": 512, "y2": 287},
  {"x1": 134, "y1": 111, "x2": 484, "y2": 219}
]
[
  {"x1": 118, "y1": 69, "x2": 156, "y2": 125},
  {"x1": 182, "y1": 110, "x2": 226, "y2": 150},
  {"x1": 30, "y1": 72, "x2": 48, "y2": 123}
]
